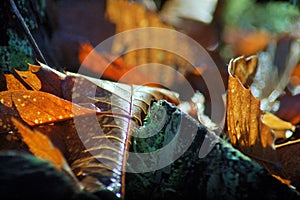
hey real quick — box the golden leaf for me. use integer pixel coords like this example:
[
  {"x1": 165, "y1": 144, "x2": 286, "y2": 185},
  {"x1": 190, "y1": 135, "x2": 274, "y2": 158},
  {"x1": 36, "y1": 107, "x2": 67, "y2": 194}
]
[
  {"x1": 12, "y1": 117, "x2": 65, "y2": 170},
  {"x1": 227, "y1": 55, "x2": 278, "y2": 164},
  {"x1": 4, "y1": 74, "x2": 27, "y2": 91},
  {"x1": 262, "y1": 112, "x2": 295, "y2": 140},
  {"x1": 0, "y1": 90, "x2": 98, "y2": 126},
  {"x1": 105, "y1": 0, "x2": 191, "y2": 87},
  {"x1": 14, "y1": 68, "x2": 42, "y2": 90}
]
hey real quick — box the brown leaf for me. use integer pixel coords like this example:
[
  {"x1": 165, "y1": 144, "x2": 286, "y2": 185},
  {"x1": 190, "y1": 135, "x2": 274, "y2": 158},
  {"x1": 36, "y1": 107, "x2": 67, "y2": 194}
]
[
  {"x1": 61, "y1": 71, "x2": 179, "y2": 194},
  {"x1": 227, "y1": 55, "x2": 279, "y2": 167},
  {"x1": 11, "y1": 117, "x2": 65, "y2": 170},
  {"x1": 227, "y1": 56, "x2": 300, "y2": 188},
  {"x1": 0, "y1": 63, "x2": 63, "y2": 97},
  {"x1": 32, "y1": 62, "x2": 64, "y2": 98},
  {"x1": 276, "y1": 142, "x2": 300, "y2": 188},
  {"x1": 11, "y1": 118, "x2": 82, "y2": 189}
]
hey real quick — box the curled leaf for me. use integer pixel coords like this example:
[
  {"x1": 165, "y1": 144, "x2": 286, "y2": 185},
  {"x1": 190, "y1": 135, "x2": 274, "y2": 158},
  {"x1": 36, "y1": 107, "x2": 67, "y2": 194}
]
[{"x1": 227, "y1": 55, "x2": 278, "y2": 167}]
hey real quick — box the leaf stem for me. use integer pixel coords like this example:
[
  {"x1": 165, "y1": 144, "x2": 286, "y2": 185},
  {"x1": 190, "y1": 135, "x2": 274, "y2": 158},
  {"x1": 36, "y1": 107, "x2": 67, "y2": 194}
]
[{"x1": 275, "y1": 138, "x2": 300, "y2": 148}]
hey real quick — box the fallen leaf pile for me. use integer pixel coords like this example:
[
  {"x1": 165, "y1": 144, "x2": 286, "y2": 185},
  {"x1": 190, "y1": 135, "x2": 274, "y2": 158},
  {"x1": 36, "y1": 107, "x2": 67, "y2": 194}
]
[
  {"x1": 0, "y1": 63, "x2": 179, "y2": 197},
  {"x1": 1, "y1": 1, "x2": 300, "y2": 199}
]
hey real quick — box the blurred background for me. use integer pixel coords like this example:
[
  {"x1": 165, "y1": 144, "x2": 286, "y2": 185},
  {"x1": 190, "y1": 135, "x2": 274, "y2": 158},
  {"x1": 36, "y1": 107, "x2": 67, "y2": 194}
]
[{"x1": 1, "y1": 0, "x2": 300, "y2": 112}]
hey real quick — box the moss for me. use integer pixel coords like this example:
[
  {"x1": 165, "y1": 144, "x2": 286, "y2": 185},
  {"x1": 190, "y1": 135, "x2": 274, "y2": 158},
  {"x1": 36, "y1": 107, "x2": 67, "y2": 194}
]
[
  {"x1": 0, "y1": 0, "x2": 48, "y2": 74},
  {"x1": 0, "y1": 29, "x2": 33, "y2": 73},
  {"x1": 126, "y1": 100, "x2": 300, "y2": 199},
  {"x1": 16, "y1": 0, "x2": 45, "y2": 30}
]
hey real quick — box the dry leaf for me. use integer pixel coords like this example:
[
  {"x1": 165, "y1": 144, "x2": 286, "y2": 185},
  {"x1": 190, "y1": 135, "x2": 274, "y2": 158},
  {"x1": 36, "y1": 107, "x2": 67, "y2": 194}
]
[
  {"x1": 1, "y1": 62, "x2": 179, "y2": 195},
  {"x1": 106, "y1": 0, "x2": 191, "y2": 83},
  {"x1": 27, "y1": 63, "x2": 179, "y2": 195},
  {"x1": 4, "y1": 74, "x2": 27, "y2": 91},
  {"x1": 61, "y1": 71, "x2": 179, "y2": 195},
  {"x1": 11, "y1": 118, "x2": 81, "y2": 189},
  {"x1": 262, "y1": 112, "x2": 295, "y2": 140},
  {"x1": 227, "y1": 55, "x2": 279, "y2": 167},
  {"x1": 78, "y1": 42, "x2": 158, "y2": 86},
  {"x1": 14, "y1": 63, "x2": 64, "y2": 98},
  {"x1": 0, "y1": 90, "x2": 98, "y2": 126},
  {"x1": 11, "y1": 117, "x2": 65, "y2": 170},
  {"x1": 226, "y1": 55, "x2": 300, "y2": 186},
  {"x1": 14, "y1": 67, "x2": 42, "y2": 90}
]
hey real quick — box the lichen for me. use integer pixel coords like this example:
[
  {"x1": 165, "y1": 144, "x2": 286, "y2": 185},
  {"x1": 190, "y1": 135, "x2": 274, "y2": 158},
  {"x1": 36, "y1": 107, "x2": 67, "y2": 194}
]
[
  {"x1": 126, "y1": 100, "x2": 300, "y2": 199},
  {"x1": 0, "y1": 29, "x2": 33, "y2": 73},
  {"x1": 16, "y1": 0, "x2": 43, "y2": 30},
  {"x1": 126, "y1": 100, "x2": 203, "y2": 198}
]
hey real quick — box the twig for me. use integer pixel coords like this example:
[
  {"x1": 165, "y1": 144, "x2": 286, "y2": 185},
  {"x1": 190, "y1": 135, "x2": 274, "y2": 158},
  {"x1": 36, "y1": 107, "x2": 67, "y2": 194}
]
[
  {"x1": 275, "y1": 138, "x2": 300, "y2": 149},
  {"x1": 9, "y1": 0, "x2": 48, "y2": 65}
]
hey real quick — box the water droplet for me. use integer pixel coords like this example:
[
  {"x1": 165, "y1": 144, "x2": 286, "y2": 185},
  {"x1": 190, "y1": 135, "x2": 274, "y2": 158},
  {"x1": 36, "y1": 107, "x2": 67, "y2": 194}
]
[
  {"x1": 58, "y1": 115, "x2": 63, "y2": 119},
  {"x1": 0, "y1": 99, "x2": 4, "y2": 104},
  {"x1": 34, "y1": 119, "x2": 39, "y2": 124}
]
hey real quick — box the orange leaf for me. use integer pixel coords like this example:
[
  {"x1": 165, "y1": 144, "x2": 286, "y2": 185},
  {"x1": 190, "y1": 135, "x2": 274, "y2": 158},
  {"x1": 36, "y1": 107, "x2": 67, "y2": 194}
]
[
  {"x1": 78, "y1": 42, "x2": 160, "y2": 86},
  {"x1": 0, "y1": 90, "x2": 98, "y2": 126},
  {"x1": 227, "y1": 55, "x2": 278, "y2": 164},
  {"x1": 12, "y1": 118, "x2": 65, "y2": 170},
  {"x1": 106, "y1": 0, "x2": 190, "y2": 71},
  {"x1": 14, "y1": 67, "x2": 42, "y2": 90},
  {"x1": 18, "y1": 63, "x2": 64, "y2": 98},
  {"x1": 223, "y1": 28, "x2": 270, "y2": 57},
  {"x1": 4, "y1": 74, "x2": 27, "y2": 91}
]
